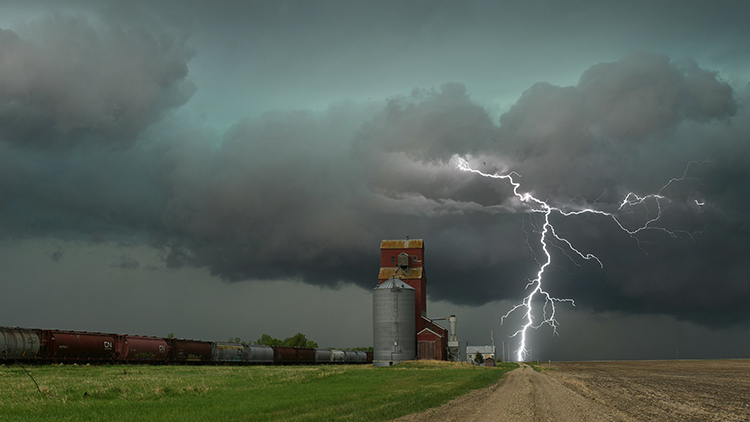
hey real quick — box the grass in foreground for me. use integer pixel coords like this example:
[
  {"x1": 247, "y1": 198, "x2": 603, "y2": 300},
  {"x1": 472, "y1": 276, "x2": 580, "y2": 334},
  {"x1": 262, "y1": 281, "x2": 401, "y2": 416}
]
[{"x1": 0, "y1": 361, "x2": 517, "y2": 422}]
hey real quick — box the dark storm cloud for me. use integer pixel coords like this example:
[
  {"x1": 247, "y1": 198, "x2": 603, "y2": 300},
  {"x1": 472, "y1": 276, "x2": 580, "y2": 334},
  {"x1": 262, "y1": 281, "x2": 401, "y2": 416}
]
[
  {"x1": 112, "y1": 254, "x2": 139, "y2": 269},
  {"x1": 2, "y1": 18, "x2": 749, "y2": 333},
  {"x1": 498, "y1": 52, "x2": 736, "y2": 202},
  {"x1": 0, "y1": 141, "x2": 163, "y2": 240},
  {"x1": 0, "y1": 14, "x2": 194, "y2": 149},
  {"x1": 474, "y1": 52, "x2": 746, "y2": 327},
  {"x1": 355, "y1": 83, "x2": 497, "y2": 162},
  {"x1": 148, "y1": 52, "x2": 749, "y2": 328},
  {"x1": 152, "y1": 104, "x2": 378, "y2": 283},
  {"x1": 48, "y1": 247, "x2": 64, "y2": 263}
]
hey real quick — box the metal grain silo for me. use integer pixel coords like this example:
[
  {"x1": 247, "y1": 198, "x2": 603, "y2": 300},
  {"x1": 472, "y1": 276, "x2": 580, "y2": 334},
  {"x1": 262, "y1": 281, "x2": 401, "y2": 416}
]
[{"x1": 373, "y1": 277, "x2": 416, "y2": 367}]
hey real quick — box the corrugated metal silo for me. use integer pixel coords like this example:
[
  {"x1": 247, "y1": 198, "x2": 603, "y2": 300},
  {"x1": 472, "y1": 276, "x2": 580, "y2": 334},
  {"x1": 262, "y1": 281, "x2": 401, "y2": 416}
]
[{"x1": 373, "y1": 277, "x2": 416, "y2": 367}]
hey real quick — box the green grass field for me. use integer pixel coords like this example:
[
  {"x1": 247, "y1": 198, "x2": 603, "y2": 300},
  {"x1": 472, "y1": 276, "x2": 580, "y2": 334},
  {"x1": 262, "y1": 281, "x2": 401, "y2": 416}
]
[{"x1": 0, "y1": 361, "x2": 516, "y2": 421}]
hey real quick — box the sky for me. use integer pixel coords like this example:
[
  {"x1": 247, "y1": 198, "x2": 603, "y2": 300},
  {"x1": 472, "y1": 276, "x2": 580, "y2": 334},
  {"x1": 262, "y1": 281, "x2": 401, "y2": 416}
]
[{"x1": 2, "y1": 0, "x2": 750, "y2": 361}]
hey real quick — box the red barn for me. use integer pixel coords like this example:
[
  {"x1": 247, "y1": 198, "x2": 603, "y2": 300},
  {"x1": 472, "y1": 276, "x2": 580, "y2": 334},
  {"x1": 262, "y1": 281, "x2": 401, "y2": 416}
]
[{"x1": 378, "y1": 239, "x2": 448, "y2": 361}]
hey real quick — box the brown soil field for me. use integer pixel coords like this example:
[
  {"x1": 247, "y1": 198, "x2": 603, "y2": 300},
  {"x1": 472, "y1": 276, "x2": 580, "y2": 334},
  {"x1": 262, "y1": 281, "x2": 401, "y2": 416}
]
[{"x1": 394, "y1": 360, "x2": 750, "y2": 421}]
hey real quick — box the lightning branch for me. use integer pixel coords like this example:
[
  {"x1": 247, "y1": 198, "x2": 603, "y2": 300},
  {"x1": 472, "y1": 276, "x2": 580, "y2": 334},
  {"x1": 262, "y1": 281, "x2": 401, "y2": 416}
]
[{"x1": 455, "y1": 156, "x2": 703, "y2": 361}]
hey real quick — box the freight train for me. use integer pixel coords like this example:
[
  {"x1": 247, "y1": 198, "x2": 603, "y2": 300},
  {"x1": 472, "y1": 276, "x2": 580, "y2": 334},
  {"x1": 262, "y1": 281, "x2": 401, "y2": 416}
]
[{"x1": 0, "y1": 326, "x2": 372, "y2": 365}]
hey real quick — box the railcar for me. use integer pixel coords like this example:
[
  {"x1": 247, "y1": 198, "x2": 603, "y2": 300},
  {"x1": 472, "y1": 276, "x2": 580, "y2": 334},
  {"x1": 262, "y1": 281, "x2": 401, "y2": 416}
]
[
  {"x1": 43, "y1": 330, "x2": 119, "y2": 363},
  {"x1": 213, "y1": 342, "x2": 246, "y2": 363},
  {"x1": 343, "y1": 350, "x2": 358, "y2": 363},
  {"x1": 169, "y1": 338, "x2": 212, "y2": 363},
  {"x1": 245, "y1": 345, "x2": 274, "y2": 364},
  {"x1": 295, "y1": 347, "x2": 315, "y2": 364},
  {"x1": 331, "y1": 349, "x2": 345, "y2": 363},
  {"x1": 273, "y1": 346, "x2": 297, "y2": 364},
  {"x1": 1, "y1": 327, "x2": 41, "y2": 361},
  {"x1": 315, "y1": 348, "x2": 332, "y2": 363},
  {"x1": 119, "y1": 335, "x2": 169, "y2": 363}
]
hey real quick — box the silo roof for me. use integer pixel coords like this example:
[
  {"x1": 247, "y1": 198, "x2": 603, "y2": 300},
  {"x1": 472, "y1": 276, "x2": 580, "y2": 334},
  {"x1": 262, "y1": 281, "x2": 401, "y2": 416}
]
[{"x1": 374, "y1": 278, "x2": 415, "y2": 290}]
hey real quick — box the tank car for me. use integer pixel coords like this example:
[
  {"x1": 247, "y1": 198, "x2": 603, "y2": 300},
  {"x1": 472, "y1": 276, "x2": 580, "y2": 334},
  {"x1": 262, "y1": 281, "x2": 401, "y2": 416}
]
[
  {"x1": 213, "y1": 342, "x2": 245, "y2": 363},
  {"x1": 343, "y1": 350, "x2": 358, "y2": 363},
  {"x1": 295, "y1": 347, "x2": 315, "y2": 364},
  {"x1": 273, "y1": 346, "x2": 297, "y2": 364},
  {"x1": 169, "y1": 338, "x2": 212, "y2": 363},
  {"x1": 119, "y1": 335, "x2": 169, "y2": 363},
  {"x1": 330, "y1": 349, "x2": 345, "y2": 363},
  {"x1": 245, "y1": 345, "x2": 274, "y2": 364},
  {"x1": 314, "y1": 348, "x2": 332, "y2": 363},
  {"x1": 43, "y1": 330, "x2": 119, "y2": 363},
  {"x1": 1, "y1": 327, "x2": 42, "y2": 361}
]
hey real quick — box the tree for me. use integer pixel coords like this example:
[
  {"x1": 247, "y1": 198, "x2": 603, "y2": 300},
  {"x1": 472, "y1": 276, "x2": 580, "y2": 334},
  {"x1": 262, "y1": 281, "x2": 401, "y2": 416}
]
[
  {"x1": 283, "y1": 333, "x2": 318, "y2": 348},
  {"x1": 256, "y1": 334, "x2": 283, "y2": 346},
  {"x1": 256, "y1": 333, "x2": 318, "y2": 348},
  {"x1": 167, "y1": 333, "x2": 174, "y2": 339},
  {"x1": 474, "y1": 352, "x2": 485, "y2": 365},
  {"x1": 228, "y1": 337, "x2": 242, "y2": 344}
]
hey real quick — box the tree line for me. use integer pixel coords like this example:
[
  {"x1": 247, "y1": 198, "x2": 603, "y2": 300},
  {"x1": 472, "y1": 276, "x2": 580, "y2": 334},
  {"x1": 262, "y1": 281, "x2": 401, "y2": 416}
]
[
  {"x1": 170, "y1": 331, "x2": 371, "y2": 351},
  {"x1": 223, "y1": 333, "x2": 317, "y2": 348},
  {"x1": 253, "y1": 333, "x2": 318, "y2": 348},
  {"x1": 231, "y1": 333, "x2": 372, "y2": 351}
]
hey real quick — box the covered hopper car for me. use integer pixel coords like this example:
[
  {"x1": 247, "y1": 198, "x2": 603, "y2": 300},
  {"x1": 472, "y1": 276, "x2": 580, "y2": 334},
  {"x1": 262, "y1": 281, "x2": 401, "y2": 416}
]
[{"x1": 1, "y1": 326, "x2": 372, "y2": 366}]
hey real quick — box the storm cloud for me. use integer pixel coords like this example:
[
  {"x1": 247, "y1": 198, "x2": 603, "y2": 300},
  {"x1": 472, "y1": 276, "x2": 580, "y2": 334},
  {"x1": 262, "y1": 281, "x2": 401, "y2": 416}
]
[
  {"x1": 0, "y1": 13, "x2": 193, "y2": 149},
  {"x1": 2, "y1": 1, "x2": 750, "y2": 356},
  {"x1": 4, "y1": 39, "x2": 748, "y2": 329}
]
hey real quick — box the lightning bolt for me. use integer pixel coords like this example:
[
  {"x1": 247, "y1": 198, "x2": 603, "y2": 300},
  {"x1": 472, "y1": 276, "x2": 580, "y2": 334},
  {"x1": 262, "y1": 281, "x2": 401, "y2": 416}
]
[{"x1": 455, "y1": 156, "x2": 702, "y2": 361}]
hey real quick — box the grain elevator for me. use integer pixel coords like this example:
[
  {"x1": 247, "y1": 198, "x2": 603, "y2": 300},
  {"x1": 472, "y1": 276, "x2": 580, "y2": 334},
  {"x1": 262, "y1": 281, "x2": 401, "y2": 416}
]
[{"x1": 373, "y1": 239, "x2": 457, "y2": 366}]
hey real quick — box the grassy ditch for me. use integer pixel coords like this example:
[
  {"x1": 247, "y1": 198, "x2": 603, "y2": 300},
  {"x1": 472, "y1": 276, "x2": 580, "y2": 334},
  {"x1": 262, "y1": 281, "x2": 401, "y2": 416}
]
[
  {"x1": 0, "y1": 361, "x2": 517, "y2": 422},
  {"x1": 525, "y1": 361, "x2": 554, "y2": 372}
]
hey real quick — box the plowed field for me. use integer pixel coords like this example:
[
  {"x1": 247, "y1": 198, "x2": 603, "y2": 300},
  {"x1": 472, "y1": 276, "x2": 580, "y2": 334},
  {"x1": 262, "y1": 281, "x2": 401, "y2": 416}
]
[{"x1": 394, "y1": 360, "x2": 750, "y2": 421}]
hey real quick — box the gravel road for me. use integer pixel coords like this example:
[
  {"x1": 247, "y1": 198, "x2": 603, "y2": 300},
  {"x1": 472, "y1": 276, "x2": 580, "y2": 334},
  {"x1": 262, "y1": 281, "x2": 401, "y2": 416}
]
[{"x1": 393, "y1": 360, "x2": 750, "y2": 422}]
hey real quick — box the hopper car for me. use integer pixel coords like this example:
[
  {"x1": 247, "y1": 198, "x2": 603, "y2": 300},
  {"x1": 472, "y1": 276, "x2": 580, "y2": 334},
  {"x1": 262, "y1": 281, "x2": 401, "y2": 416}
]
[{"x1": 1, "y1": 326, "x2": 371, "y2": 365}]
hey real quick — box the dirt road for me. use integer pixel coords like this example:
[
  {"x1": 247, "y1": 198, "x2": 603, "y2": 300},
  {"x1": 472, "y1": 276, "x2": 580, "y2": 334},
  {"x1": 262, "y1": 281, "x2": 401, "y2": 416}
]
[{"x1": 394, "y1": 360, "x2": 750, "y2": 421}]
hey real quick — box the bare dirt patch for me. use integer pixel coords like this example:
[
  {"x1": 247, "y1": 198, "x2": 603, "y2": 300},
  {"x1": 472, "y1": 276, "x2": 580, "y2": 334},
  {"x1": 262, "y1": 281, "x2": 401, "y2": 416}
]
[
  {"x1": 549, "y1": 360, "x2": 750, "y2": 421},
  {"x1": 393, "y1": 360, "x2": 750, "y2": 422}
]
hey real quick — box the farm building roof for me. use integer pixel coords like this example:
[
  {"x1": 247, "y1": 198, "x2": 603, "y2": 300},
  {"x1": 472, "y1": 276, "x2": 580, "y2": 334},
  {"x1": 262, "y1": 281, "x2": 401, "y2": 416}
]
[
  {"x1": 378, "y1": 267, "x2": 423, "y2": 280},
  {"x1": 380, "y1": 239, "x2": 424, "y2": 249}
]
